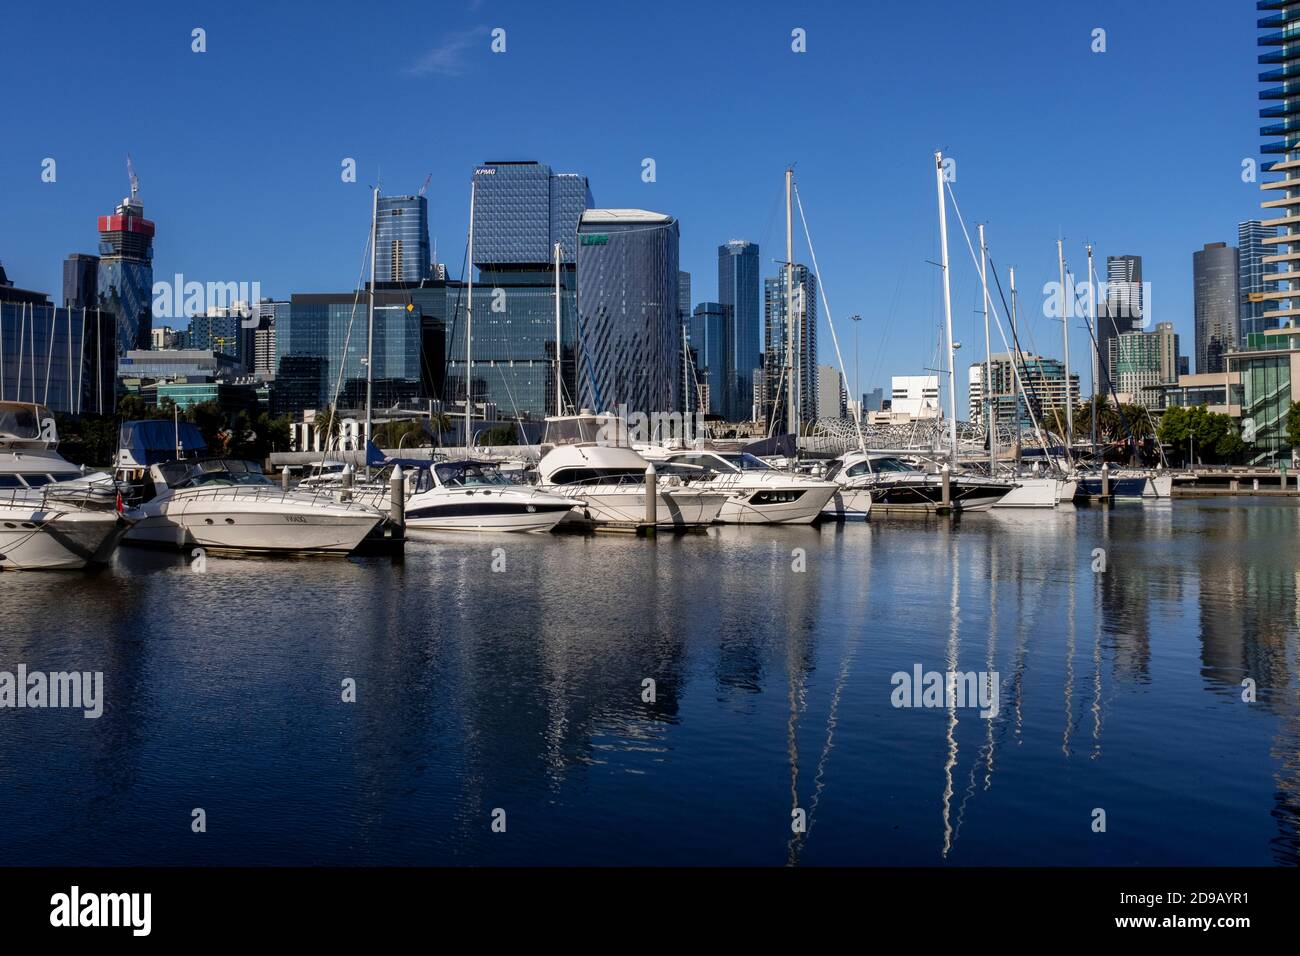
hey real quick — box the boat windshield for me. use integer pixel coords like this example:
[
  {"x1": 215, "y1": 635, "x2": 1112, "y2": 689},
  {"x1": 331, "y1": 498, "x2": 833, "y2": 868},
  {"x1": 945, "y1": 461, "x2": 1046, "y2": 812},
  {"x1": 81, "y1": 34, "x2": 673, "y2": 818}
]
[
  {"x1": 160, "y1": 458, "x2": 272, "y2": 489},
  {"x1": 435, "y1": 461, "x2": 511, "y2": 487},
  {"x1": 872, "y1": 457, "x2": 919, "y2": 473},
  {"x1": 718, "y1": 453, "x2": 773, "y2": 472},
  {"x1": 0, "y1": 403, "x2": 45, "y2": 440},
  {"x1": 542, "y1": 415, "x2": 628, "y2": 446}
]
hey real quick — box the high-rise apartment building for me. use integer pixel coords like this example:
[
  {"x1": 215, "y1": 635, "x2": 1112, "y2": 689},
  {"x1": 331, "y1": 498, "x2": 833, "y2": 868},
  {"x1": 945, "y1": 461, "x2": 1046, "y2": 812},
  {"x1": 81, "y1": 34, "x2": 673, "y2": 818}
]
[
  {"x1": 96, "y1": 183, "x2": 155, "y2": 355},
  {"x1": 762, "y1": 265, "x2": 818, "y2": 431},
  {"x1": 718, "y1": 240, "x2": 761, "y2": 422},
  {"x1": 1238, "y1": 220, "x2": 1279, "y2": 338}
]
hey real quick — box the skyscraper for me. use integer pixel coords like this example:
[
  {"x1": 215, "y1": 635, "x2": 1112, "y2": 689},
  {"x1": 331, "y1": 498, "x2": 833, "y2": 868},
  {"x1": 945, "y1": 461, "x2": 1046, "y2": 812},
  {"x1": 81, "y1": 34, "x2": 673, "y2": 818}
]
[
  {"x1": 1258, "y1": 13, "x2": 1300, "y2": 335},
  {"x1": 576, "y1": 209, "x2": 680, "y2": 415},
  {"x1": 1096, "y1": 255, "x2": 1143, "y2": 395},
  {"x1": 1193, "y1": 241, "x2": 1240, "y2": 373},
  {"x1": 374, "y1": 194, "x2": 431, "y2": 285},
  {"x1": 96, "y1": 181, "x2": 155, "y2": 355},
  {"x1": 678, "y1": 271, "x2": 693, "y2": 413},
  {"x1": 762, "y1": 265, "x2": 818, "y2": 430},
  {"x1": 689, "y1": 302, "x2": 726, "y2": 415},
  {"x1": 470, "y1": 162, "x2": 591, "y2": 267},
  {"x1": 62, "y1": 253, "x2": 99, "y2": 310},
  {"x1": 1238, "y1": 220, "x2": 1279, "y2": 338},
  {"x1": 717, "y1": 240, "x2": 760, "y2": 422}
]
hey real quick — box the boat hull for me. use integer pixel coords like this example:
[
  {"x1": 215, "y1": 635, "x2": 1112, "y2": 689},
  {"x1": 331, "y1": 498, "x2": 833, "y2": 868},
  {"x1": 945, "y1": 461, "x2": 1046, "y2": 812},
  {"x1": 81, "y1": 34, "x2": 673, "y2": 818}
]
[
  {"x1": 821, "y1": 488, "x2": 875, "y2": 520},
  {"x1": 124, "y1": 495, "x2": 384, "y2": 555},
  {"x1": 554, "y1": 487, "x2": 726, "y2": 529},
  {"x1": 0, "y1": 509, "x2": 128, "y2": 571},
  {"x1": 404, "y1": 498, "x2": 574, "y2": 533},
  {"x1": 993, "y1": 478, "x2": 1059, "y2": 509},
  {"x1": 716, "y1": 483, "x2": 838, "y2": 524}
]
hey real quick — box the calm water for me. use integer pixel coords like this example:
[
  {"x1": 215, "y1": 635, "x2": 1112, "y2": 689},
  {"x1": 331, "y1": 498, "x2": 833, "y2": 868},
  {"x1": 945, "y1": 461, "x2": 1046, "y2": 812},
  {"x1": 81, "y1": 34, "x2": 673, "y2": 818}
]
[{"x1": 1, "y1": 499, "x2": 1298, "y2": 866}]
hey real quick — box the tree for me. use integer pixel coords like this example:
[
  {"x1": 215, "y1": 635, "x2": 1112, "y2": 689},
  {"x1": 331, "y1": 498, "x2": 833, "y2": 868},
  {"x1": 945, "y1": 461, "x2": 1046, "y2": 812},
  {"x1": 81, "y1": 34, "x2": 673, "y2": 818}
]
[{"x1": 1287, "y1": 401, "x2": 1300, "y2": 450}]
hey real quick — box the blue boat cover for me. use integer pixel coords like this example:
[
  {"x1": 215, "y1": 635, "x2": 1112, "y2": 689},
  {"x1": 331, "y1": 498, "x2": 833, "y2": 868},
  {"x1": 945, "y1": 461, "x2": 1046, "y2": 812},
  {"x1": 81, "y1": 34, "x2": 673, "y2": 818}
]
[{"x1": 119, "y1": 420, "x2": 208, "y2": 466}]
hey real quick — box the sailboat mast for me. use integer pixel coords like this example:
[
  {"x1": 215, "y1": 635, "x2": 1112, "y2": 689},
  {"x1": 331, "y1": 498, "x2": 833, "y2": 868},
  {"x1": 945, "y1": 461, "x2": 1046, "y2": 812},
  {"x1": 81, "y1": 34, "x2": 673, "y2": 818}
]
[
  {"x1": 1087, "y1": 243, "x2": 1098, "y2": 451},
  {"x1": 554, "y1": 241, "x2": 563, "y2": 417},
  {"x1": 1057, "y1": 239, "x2": 1073, "y2": 447},
  {"x1": 980, "y1": 223, "x2": 994, "y2": 472},
  {"x1": 365, "y1": 185, "x2": 378, "y2": 449},
  {"x1": 466, "y1": 179, "x2": 476, "y2": 450},
  {"x1": 785, "y1": 167, "x2": 796, "y2": 445},
  {"x1": 935, "y1": 151, "x2": 958, "y2": 460}
]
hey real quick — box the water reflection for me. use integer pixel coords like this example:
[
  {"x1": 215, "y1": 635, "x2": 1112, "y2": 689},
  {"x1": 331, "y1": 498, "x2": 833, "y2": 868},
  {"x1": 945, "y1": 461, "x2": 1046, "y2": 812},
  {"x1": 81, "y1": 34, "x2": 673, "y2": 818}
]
[{"x1": 0, "y1": 500, "x2": 1297, "y2": 865}]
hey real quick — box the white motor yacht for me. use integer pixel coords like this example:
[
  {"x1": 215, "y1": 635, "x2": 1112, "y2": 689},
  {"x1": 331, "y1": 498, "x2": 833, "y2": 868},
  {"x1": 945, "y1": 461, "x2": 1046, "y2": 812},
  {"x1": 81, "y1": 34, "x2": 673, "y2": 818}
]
[
  {"x1": 824, "y1": 451, "x2": 1014, "y2": 515},
  {"x1": 641, "y1": 447, "x2": 838, "y2": 524},
  {"x1": 395, "y1": 459, "x2": 576, "y2": 533},
  {"x1": 536, "y1": 413, "x2": 727, "y2": 530},
  {"x1": 0, "y1": 402, "x2": 130, "y2": 571},
  {"x1": 123, "y1": 457, "x2": 387, "y2": 555}
]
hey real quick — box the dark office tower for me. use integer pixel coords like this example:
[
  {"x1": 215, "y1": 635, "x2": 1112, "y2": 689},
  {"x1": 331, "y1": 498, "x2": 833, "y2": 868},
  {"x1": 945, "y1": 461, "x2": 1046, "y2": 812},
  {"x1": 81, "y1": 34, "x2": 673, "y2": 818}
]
[
  {"x1": 96, "y1": 183, "x2": 154, "y2": 355},
  {"x1": 374, "y1": 194, "x2": 431, "y2": 285},
  {"x1": 62, "y1": 254, "x2": 99, "y2": 309},
  {"x1": 690, "y1": 302, "x2": 726, "y2": 416},
  {"x1": 1193, "y1": 242, "x2": 1240, "y2": 374},
  {"x1": 1238, "y1": 220, "x2": 1279, "y2": 338},
  {"x1": 1096, "y1": 255, "x2": 1143, "y2": 395},
  {"x1": 762, "y1": 265, "x2": 818, "y2": 431},
  {"x1": 576, "y1": 209, "x2": 680, "y2": 415},
  {"x1": 678, "y1": 271, "x2": 693, "y2": 412},
  {"x1": 717, "y1": 240, "x2": 761, "y2": 422},
  {"x1": 471, "y1": 161, "x2": 592, "y2": 268},
  {"x1": 1259, "y1": 8, "x2": 1300, "y2": 332}
]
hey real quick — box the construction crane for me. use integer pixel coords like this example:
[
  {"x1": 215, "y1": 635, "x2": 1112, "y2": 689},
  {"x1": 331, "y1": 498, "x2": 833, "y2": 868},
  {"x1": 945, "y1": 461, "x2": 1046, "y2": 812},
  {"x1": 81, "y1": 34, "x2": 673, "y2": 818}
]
[
  {"x1": 126, "y1": 154, "x2": 140, "y2": 201},
  {"x1": 418, "y1": 173, "x2": 431, "y2": 197}
]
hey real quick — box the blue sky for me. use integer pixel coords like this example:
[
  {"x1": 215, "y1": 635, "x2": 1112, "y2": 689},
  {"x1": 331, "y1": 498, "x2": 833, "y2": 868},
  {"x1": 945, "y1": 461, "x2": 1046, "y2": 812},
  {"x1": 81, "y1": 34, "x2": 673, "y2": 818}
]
[{"x1": 0, "y1": 0, "x2": 1264, "y2": 416}]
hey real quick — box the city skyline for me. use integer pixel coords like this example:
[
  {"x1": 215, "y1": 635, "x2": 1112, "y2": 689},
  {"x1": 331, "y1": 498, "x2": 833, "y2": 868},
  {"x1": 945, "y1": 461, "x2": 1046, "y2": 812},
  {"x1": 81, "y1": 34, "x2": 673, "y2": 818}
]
[{"x1": 0, "y1": 1, "x2": 1263, "y2": 419}]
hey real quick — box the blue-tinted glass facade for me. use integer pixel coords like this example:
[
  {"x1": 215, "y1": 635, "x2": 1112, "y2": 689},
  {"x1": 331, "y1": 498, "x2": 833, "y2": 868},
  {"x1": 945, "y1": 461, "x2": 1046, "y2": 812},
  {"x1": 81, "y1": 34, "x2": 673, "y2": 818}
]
[
  {"x1": 1238, "y1": 220, "x2": 1278, "y2": 339},
  {"x1": 374, "y1": 195, "x2": 431, "y2": 284},
  {"x1": 763, "y1": 265, "x2": 818, "y2": 429},
  {"x1": 277, "y1": 294, "x2": 424, "y2": 409},
  {"x1": 444, "y1": 276, "x2": 576, "y2": 420},
  {"x1": 472, "y1": 162, "x2": 591, "y2": 267},
  {"x1": 0, "y1": 301, "x2": 117, "y2": 415},
  {"x1": 690, "y1": 302, "x2": 726, "y2": 416},
  {"x1": 63, "y1": 254, "x2": 99, "y2": 309},
  {"x1": 576, "y1": 211, "x2": 681, "y2": 414},
  {"x1": 97, "y1": 197, "x2": 154, "y2": 354},
  {"x1": 718, "y1": 240, "x2": 761, "y2": 421}
]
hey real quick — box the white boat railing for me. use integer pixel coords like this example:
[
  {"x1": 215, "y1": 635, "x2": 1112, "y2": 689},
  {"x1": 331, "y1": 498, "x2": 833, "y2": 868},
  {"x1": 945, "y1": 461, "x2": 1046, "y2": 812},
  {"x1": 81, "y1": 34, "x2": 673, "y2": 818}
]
[{"x1": 162, "y1": 484, "x2": 385, "y2": 513}]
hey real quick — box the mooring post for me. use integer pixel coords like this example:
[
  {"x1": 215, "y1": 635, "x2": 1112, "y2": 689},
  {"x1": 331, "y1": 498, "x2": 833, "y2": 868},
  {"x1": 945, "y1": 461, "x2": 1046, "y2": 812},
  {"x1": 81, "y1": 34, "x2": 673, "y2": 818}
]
[{"x1": 644, "y1": 463, "x2": 657, "y2": 534}]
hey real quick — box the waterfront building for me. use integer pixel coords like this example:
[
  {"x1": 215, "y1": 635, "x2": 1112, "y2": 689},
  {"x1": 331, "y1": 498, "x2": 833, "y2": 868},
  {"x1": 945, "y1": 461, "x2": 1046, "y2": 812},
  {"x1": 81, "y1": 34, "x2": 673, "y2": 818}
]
[
  {"x1": 862, "y1": 387, "x2": 884, "y2": 413},
  {"x1": 254, "y1": 300, "x2": 289, "y2": 379},
  {"x1": 762, "y1": 264, "x2": 818, "y2": 431},
  {"x1": 96, "y1": 187, "x2": 155, "y2": 354},
  {"x1": 117, "y1": 348, "x2": 240, "y2": 382},
  {"x1": 1258, "y1": 14, "x2": 1300, "y2": 335},
  {"x1": 575, "y1": 209, "x2": 680, "y2": 415},
  {"x1": 374, "y1": 194, "x2": 432, "y2": 285},
  {"x1": 0, "y1": 266, "x2": 116, "y2": 415},
  {"x1": 718, "y1": 240, "x2": 761, "y2": 422},
  {"x1": 678, "y1": 271, "x2": 692, "y2": 414},
  {"x1": 187, "y1": 308, "x2": 248, "y2": 371},
  {"x1": 1239, "y1": 220, "x2": 1279, "y2": 338},
  {"x1": 890, "y1": 375, "x2": 941, "y2": 419},
  {"x1": 1194, "y1": 242, "x2": 1241, "y2": 373}
]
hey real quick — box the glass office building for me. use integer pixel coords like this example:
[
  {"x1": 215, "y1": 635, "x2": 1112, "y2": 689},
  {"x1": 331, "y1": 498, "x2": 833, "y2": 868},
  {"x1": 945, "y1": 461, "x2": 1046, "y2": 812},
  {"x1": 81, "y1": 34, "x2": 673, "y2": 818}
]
[
  {"x1": 96, "y1": 194, "x2": 155, "y2": 354},
  {"x1": 718, "y1": 240, "x2": 761, "y2": 422},
  {"x1": 443, "y1": 274, "x2": 576, "y2": 421},
  {"x1": 374, "y1": 194, "x2": 431, "y2": 285},
  {"x1": 689, "y1": 302, "x2": 726, "y2": 415},
  {"x1": 576, "y1": 209, "x2": 681, "y2": 414},
  {"x1": 0, "y1": 296, "x2": 116, "y2": 416},
  {"x1": 471, "y1": 162, "x2": 591, "y2": 267},
  {"x1": 1239, "y1": 220, "x2": 1279, "y2": 338},
  {"x1": 277, "y1": 292, "x2": 425, "y2": 410}
]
